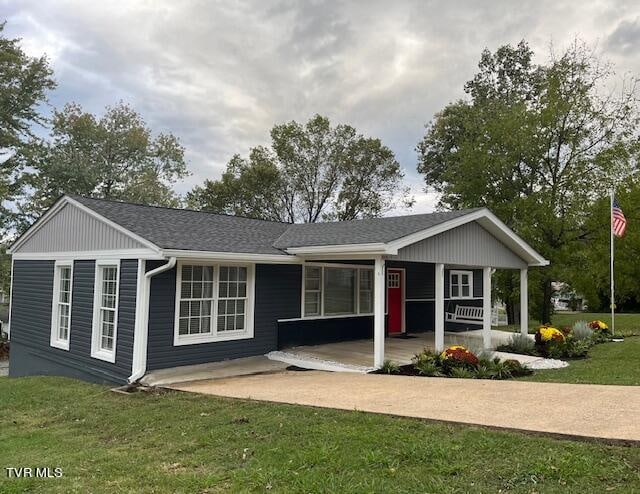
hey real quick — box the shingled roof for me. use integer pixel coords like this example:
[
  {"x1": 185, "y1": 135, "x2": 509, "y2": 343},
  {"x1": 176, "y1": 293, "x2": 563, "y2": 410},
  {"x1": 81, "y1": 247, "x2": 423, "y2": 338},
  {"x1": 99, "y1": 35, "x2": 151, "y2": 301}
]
[{"x1": 69, "y1": 196, "x2": 481, "y2": 254}]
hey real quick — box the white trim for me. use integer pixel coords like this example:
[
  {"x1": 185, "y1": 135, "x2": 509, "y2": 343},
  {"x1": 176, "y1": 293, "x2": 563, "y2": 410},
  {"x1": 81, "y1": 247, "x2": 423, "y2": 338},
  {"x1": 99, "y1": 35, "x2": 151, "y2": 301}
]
[
  {"x1": 11, "y1": 249, "x2": 163, "y2": 261},
  {"x1": 434, "y1": 263, "x2": 445, "y2": 352},
  {"x1": 278, "y1": 313, "x2": 373, "y2": 323},
  {"x1": 386, "y1": 267, "x2": 406, "y2": 334},
  {"x1": 301, "y1": 262, "x2": 375, "y2": 319},
  {"x1": 449, "y1": 269, "x2": 474, "y2": 299},
  {"x1": 286, "y1": 243, "x2": 387, "y2": 255},
  {"x1": 90, "y1": 259, "x2": 120, "y2": 363},
  {"x1": 161, "y1": 249, "x2": 298, "y2": 263},
  {"x1": 482, "y1": 267, "x2": 492, "y2": 349},
  {"x1": 50, "y1": 260, "x2": 73, "y2": 351},
  {"x1": 129, "y1": 257, "x2": 176, "y2": 383},
  {"x1": 373, "y1": 256, "x2": 385, "y2": 368},
  {"x1": 9, "y1": 196, "x2": 162, "y2": 255},
  {"x1": 520, "y1": 267, "x2": 528, "y2": 337},
  {"x1": 173, "y1": 261, "x2": 255, "y2": 346},
  {"x1": 6, "y1": 257, "x2": 14, "y2": 340}
]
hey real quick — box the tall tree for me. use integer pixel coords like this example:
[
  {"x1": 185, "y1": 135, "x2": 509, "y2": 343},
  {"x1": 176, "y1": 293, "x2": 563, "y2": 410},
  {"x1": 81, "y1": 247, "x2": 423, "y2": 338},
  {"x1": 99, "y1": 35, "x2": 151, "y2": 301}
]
[
  {"x1": 23, "y1": 101, "x2": 188, "y2": 225},
  {"x1": 417, "y1": 40, "x2": 639, "y2": 322},
  {"x1": 0, "y1": 21, "x2": 55, "y2": 231},
  {"x1": 188, "y1": 114, "x2": 412, "y2": 222}
]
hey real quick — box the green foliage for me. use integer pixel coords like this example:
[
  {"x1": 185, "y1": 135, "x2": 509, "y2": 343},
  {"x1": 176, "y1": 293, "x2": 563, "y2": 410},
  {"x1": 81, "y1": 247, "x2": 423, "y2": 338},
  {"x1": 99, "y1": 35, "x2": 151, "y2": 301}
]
[
  {"x1": 497, "y1": 333, "x2": 537, "y2": 355},
  {"x1": 0, "y1": 21, "x2": 56, "y2": 233},
  {"x1": 412, "y1": 349, "x2": 443, "y2": 376},
  {"x1": 449, "y1": 367, "x2": 475, "y2": 379},
  {"x1": 411, "y1": 348, "x2": 530, "y2": 379},
  {"x1": 571, "y1": 321, "x2": 594, "y2": 341},
  {"x1": 417, "y1": 40, "x2": 640, "y2": 322},
  {"x1": 379, "y1": 359, "x2": 399, "y2": 374},
  {"x1": 188, "y1": 114, "x2": 413, "y2": 222},
  {"x1": 22, "y1": 101, "x2": 188, "y2": 227}
]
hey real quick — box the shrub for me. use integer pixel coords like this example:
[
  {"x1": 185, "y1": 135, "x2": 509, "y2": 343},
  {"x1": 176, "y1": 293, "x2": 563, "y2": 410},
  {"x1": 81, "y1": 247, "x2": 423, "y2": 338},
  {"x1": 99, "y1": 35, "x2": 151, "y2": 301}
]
[
  {"x1": 449, "y1": 367, "x2": 475, "y2": 379},
  {"x1": 412, "y1": 350, "x2": 443, "y2": 377},
  {"x1": 572, "y1": 321, "x2": 593, "y2": 341},
  {"x1": 379, "y1": 360, "x2": 399, "y2": 374},
  {"x1": 589, "y1": 320, "x2": 610, "y2": 333},
  {"x1": 497, "y1": 333, "x2": 536, "y2": 355}
]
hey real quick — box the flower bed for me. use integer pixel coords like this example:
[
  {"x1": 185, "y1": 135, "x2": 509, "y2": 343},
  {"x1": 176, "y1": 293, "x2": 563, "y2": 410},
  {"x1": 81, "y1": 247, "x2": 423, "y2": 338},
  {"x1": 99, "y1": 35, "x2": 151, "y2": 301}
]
[
  {"x1": 497, "y1": 320, "x2": 615, "y2": 359},
  {"x1": 377, "y1": 345, "x2": 532, "y2": 380}
]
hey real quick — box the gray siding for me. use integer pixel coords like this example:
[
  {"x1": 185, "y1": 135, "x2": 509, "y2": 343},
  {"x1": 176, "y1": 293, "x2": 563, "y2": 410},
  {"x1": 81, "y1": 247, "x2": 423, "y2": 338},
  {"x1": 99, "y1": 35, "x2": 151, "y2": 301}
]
[
  {"x1": 9, "y1": 259, "x2": 138, "y2": 384},
  {"x1": 146, "y1": 263, "x2": 302, "y2": 370},
  {"x1": 17, "y1": 203, "x2": 146, "y2": 253},
  {"x1": 395, "y1": 221, "x2": 527, "y2": 269}
]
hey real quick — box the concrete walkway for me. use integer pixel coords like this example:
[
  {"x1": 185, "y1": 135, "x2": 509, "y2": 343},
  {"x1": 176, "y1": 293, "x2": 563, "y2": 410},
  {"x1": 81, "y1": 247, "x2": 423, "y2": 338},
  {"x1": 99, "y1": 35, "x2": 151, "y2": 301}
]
[{"x1": 170, "y1": 371, "x2": 640, "y2": 442}]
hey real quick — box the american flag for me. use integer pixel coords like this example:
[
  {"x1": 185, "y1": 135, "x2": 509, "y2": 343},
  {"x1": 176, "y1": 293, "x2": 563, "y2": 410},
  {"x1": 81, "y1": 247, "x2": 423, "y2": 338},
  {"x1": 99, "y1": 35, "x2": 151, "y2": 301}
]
[{"x1": 612, "y1": 198, "x2": 627, "y2": 238}]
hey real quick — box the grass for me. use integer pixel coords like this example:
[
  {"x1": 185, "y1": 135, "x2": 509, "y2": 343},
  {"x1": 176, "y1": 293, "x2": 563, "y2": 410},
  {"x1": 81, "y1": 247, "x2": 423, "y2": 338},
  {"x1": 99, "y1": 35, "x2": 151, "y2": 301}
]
[
  {"x1": 1, "y1": 377, "x2": 639, "y2": 493},
  {"x1": 496, "y1": 311, "x2": 640, "y2": 337},
  {"x1": 519, "y1": 336, "x2": 640, "y2": 386}
]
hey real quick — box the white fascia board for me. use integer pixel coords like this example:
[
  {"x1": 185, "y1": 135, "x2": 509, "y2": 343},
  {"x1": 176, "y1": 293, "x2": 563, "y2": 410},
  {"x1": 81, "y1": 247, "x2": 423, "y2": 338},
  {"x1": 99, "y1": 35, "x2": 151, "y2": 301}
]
[
  {"x1": 9, "y1": 196, "x2": 163, "y2": 255},
  {"x1": 284, "y1": 243, "x2": 388, "y2": 256},
  {"x1": 386, "y1": 209, "x2": 549, "y2": 267},
  {"x1": 160, "y1": 249, "x2": 301, "y2": 263}
]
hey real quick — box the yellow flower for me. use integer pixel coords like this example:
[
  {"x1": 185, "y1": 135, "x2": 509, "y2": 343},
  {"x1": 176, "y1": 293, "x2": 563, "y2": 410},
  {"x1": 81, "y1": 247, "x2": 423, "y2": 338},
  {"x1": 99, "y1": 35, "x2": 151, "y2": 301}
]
[
  {"x1": 538, "y1": 326, "x2": 565, "y2": 342},
  {"x1": 440, "y1": 345, "x2": 466, "y2": 359}
]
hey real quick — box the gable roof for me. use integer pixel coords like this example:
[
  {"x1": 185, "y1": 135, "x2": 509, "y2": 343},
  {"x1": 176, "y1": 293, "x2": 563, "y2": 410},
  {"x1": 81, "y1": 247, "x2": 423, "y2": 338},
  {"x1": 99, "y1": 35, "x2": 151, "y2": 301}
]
[
  {"x1": 69, "y1": 196, "x2": 291, "y2": 256},
  {"x1": 9, "y1": 195, "x2": 549, "y2": 266},
  {"x1": 273, "y1": 209, "x2": 480, "y2": 249}
]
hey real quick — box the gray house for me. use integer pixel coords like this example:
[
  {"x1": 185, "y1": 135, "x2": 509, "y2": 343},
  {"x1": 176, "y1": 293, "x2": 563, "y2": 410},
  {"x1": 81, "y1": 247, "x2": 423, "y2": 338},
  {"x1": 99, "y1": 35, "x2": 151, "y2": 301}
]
[{"x1": 7, "y1": 195, "x2": 547, "y2": 384}]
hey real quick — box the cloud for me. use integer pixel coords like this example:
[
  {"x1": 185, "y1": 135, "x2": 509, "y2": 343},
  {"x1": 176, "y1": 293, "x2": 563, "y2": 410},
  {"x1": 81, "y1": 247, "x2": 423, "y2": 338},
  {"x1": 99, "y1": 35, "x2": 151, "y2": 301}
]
[{"x1": 3, "y1": 0, "x2": 640, "y2": 211}]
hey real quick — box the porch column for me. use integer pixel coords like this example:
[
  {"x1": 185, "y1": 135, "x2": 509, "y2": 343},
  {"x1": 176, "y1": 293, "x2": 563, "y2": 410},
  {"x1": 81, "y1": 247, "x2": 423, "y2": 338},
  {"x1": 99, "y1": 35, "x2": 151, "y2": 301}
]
[
  {"x1": 434, "y1": 263, "x2": 445, "y2": 352},
  {"x1": 482, "y1": 267, "x2": 492, "y2": 349},
  {"x1": 373, "y1": 256, "x2": 386, "y2": 368},
  {"x1": 520, "y1": 267, "x2": 528, "y2": 336}
]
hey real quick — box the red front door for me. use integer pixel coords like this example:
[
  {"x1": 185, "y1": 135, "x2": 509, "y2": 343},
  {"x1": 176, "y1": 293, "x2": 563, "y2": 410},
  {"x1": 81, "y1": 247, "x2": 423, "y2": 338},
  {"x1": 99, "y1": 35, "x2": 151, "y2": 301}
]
[{"x1": 387, "y1": 269, "x2": 403, "y2": 334}]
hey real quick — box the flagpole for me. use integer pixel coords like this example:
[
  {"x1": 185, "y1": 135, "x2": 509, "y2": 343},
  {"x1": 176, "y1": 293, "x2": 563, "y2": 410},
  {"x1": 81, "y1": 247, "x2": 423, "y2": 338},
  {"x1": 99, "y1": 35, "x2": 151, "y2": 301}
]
[{"x1": 610, "y1": 189, "x2": 615, "y2": 336}]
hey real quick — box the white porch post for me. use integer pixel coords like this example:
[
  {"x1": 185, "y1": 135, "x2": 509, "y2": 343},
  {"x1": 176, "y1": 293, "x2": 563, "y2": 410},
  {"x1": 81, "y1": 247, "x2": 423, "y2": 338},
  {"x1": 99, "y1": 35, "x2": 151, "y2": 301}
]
[
  {"x1": 482, "y1": 267, "x2": 492, "y2": 349},
  {"x1": 373, "y1": 256, "x2": 386, "y2": 368},
  {"x1": 520, "y1": 267, "x2": 528, "y2": 336},
  {"x1": 434, "y1": 263, "x2": 445, "y2": 352}
]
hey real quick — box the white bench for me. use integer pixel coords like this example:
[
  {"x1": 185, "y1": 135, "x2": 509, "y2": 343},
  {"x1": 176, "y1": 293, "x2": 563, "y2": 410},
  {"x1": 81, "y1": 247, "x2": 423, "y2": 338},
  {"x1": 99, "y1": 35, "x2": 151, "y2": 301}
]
[{"x1": 445, "y1": 305, "x2": 483, "y2": 325}]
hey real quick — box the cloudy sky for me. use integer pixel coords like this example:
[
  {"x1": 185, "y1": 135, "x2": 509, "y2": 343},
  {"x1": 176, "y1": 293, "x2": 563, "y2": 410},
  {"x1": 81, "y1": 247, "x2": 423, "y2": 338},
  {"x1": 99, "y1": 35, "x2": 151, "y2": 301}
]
[{"x1": 4, "y1": 0, "x2": 640, "y2": 213}]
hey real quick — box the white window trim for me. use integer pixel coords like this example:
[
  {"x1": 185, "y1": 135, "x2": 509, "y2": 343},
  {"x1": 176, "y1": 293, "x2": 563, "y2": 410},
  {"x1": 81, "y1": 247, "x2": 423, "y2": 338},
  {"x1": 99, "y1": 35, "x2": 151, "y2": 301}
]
[
  {"x1": 91, "y1": 259, "x2": 120, "y2": 363},
  {"x1": 301, "y1": 262, "x2": 374, "y2": 319},
  {"x1": 449, "y1": 269, "x2": 474, "y2": 300},
  {"x1": 50, "y1": 260, "x2": 73, "y2": 351},
  {"x1": 173, "y1": 261, "x2": 255, "y2": 346}
]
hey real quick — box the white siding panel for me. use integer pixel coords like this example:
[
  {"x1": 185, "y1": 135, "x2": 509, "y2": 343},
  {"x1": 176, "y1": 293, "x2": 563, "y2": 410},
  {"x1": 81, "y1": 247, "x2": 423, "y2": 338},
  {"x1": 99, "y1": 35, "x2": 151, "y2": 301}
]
[
  {"x1": 18, "y1": 203, "x2": 146, "y2": 253},
  {"x1": 395, "y1": 221, "x2": 527, "y2": 269}
]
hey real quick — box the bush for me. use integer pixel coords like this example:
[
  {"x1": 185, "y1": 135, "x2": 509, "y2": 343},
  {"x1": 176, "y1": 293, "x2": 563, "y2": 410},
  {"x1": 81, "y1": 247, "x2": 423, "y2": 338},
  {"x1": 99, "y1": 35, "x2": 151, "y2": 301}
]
[
  {"x1": 496, "y1": 333, "x2": 536, "y2": 355},
  {"x1": 535, "y1": 325, "x2": 565, "y2": 345},
  {"x1": 412, "y1": 350, "x2": 444, "y2": 377},
  {"x1": 379, "y1": 360, "x2": 400, "y2": 374},
  {"x1": 449, "y1": 367, "x2": 475, "y2": 379},
  {"x1": 439, "y1": 345, "x2": 479, "y2": 371},
  {"x1": 572, "y1": 321, "x2": 593, "y2": 341}
]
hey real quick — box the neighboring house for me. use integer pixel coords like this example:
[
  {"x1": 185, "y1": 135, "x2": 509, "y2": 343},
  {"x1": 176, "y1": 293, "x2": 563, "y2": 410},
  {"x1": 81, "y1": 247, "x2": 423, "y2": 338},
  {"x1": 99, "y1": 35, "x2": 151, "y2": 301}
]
[{"x1": 7, "y1": 195, "x2": 548, "y2": 384}]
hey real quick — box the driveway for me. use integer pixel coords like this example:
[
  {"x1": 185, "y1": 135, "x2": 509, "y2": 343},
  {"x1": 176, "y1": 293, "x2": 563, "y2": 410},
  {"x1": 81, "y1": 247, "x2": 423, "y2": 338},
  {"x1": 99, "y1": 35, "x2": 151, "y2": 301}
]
[{"x1": 170, "y1": 371, "x2": 640, "y2": 442}]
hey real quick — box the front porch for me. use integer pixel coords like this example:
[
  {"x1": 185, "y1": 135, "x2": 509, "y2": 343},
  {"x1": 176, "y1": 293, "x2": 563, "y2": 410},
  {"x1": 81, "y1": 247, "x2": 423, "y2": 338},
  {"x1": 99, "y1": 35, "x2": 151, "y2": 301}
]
[{"x1": 273, "y1": 329, "x2": 518, "y2": 371}]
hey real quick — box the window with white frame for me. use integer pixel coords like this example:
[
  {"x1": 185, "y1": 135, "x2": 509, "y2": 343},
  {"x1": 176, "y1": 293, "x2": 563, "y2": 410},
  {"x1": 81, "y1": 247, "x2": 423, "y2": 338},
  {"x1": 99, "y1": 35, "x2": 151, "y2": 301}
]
[
  {"x1": 303, "y1": 264, "x2": 374, "y2": 318},
  {"x1": 50, "y1": 261, "x2": 73, "y2": 350},
  {"x1": 91, "y1": 261, "x2": 119, "y2": 362},
  {"x1": 450, "y1": 270, "x2": 473, "y2": 299},
  {"x1": 174, "y1": 263, "x2": 254, "y2": 345}
]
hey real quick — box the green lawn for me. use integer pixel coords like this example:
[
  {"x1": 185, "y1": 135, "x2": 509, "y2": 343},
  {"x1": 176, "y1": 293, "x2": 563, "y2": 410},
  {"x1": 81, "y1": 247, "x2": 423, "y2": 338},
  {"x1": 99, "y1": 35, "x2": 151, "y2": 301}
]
[
  {"x1": 496, "y1": 311, "x2": 640, "y2": 337},
  {"x1": 518, "y1": 336, "x2": 640, "y2": 385},
  {"x1": 1, "y1": 377, "x2": 639, "y2": 493}
]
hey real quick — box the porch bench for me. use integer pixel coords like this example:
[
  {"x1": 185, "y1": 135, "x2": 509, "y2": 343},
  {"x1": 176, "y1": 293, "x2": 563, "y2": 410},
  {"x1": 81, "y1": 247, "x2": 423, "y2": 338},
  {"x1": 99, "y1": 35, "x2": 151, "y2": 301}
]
[{"x1": 445, "y1": 305, "x2": 483, "y2": 325}]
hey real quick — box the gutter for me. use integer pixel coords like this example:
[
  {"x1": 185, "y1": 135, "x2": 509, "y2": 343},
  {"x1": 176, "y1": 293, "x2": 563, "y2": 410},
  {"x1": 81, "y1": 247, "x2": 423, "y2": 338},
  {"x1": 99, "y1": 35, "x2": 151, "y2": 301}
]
[{"x1": 128, "y1": 257, "x2": 176, "y2": 383}]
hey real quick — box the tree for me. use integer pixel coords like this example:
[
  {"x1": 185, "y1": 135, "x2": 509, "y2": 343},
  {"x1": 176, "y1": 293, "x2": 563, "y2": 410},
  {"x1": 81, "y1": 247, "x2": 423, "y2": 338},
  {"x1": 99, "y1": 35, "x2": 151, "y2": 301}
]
[
  {"x1": 0, "y1": 21, "x2": 56, "y2": 231},
  {"x1": 23, "y1": 101, "x2": 188, "y2": 224},
  {"x1": 417, "y1": 40, "x2": 639, "y2": 322},
  {"x1": 188, "y1": 114, "x2": 412, "y2": 223}
]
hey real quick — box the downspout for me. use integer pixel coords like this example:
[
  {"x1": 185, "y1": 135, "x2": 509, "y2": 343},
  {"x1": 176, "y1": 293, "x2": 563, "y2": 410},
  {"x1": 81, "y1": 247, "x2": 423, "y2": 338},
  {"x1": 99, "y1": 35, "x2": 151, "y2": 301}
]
[{"x1": 128, "y1": 257, "x2": 176, "y2": 383}]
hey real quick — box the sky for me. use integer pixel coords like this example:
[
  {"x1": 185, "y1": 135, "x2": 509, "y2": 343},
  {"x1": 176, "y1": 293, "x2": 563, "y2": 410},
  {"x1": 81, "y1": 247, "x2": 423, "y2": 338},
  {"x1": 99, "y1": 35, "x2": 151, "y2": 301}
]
[{"x1": 3, "y1": 0, "x2": 640, "y2": 214}]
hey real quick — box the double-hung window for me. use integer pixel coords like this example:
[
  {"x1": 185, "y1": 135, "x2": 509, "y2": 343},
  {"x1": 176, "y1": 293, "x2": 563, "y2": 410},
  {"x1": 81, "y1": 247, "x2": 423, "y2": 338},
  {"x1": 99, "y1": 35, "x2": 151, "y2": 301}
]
[
  {"x1": 50, "y1": 260, "x2": 73, "y2": 350},
  {"x1": 174, "y1": 262, "x2": 255, "y2": 345},
  {"x1": 303, "y1": 264, "x2": 374, "y2": 318},
  {"x1": 91, "y1": 260, "x2": 120, "y2": 362},
  {"x1": 450, "y1": 270, "x2": 473, "y2": 299}
]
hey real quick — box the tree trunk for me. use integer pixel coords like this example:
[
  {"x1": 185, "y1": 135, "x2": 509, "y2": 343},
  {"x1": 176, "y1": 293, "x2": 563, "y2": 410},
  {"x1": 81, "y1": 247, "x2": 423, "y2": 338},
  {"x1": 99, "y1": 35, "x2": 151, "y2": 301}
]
[{"x1": 540, "y1": 277, "x2": 553, "y2": 324}]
